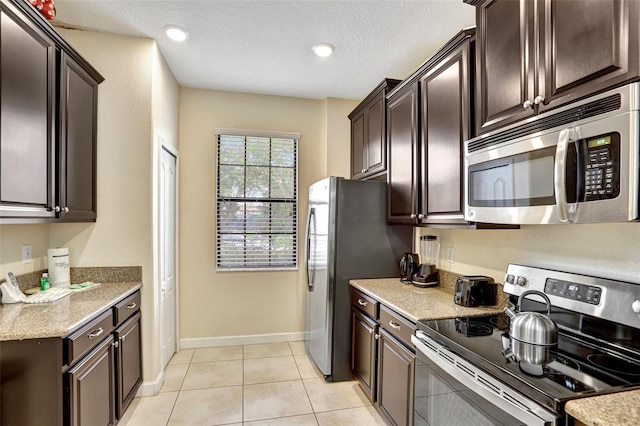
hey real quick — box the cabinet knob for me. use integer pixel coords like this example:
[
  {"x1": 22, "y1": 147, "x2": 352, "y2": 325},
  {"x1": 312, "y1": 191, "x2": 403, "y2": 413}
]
[
  {"x1": 361, "y1": 169, "x2": 366, "y2": 174},
  {"x1": 523, "y1": 99, "x2": 533, "y2": 109},
  {"x1": 374, "y1": 334, "x2": 380, "y2": 340},
  {"x1": 55, "y1": 206, "x2": 61, "y2": 212},
  {"x1": 63, "y1": 207, "x2": 69, "y2": 213},
  {"x1": 632, "y1": 300, "x2": 640, "y2": 314},
  {"x1": 357, "y1": 299, "x2": 368, "y2": 307},
  {"x1": 418, "y1": 213, "x2": 424, "y2": 219},
  {"x1": 410, "y1": 213, "x2": 416, "y2": 219},
  {"x1": 534, "y1": 95, "x2": 545, "y2": 105}
]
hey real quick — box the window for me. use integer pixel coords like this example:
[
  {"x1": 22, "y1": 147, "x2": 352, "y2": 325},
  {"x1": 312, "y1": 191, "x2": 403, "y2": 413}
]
[{"x1": 216, "y1": 129, "x2": 299, "y2": 270}]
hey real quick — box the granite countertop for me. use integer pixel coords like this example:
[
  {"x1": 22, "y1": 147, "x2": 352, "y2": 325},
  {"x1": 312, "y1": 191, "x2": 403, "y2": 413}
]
[
  {"x1": 349, "y1": 275, "x2": 508, "y2": 323},
  {"x1": 565, "y1": 389, "x2": 640, "y2": 426},
  {"x1": 0, "y1": 282, "x2": 141, "y2": 341}
]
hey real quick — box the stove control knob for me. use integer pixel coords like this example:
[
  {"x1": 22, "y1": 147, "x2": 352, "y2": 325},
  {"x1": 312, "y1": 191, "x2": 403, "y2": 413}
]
[
  {"x1": 516, "y1": 276, "x2": 527, "y2": 286},
  {"x1": 632, "y1": 300, "x2": 640, "y2": 314},
  {"x1": 506, "y1": 274, "x2": 515, "y2": 284}
]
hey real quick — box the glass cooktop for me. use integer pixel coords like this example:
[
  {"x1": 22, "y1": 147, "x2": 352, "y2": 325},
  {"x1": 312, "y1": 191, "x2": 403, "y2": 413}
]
[{"x1": 418, "y1": 313, "x2": 640, "y2": 412}]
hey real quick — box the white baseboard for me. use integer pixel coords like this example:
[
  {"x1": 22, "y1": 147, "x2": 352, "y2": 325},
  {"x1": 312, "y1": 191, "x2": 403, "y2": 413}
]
[
  {"x1": 179, "y1": 331, "x2": 305, "y2": 349},
  {"x1": 136, "y1": 370, "x2": 165, "y2": 397}
]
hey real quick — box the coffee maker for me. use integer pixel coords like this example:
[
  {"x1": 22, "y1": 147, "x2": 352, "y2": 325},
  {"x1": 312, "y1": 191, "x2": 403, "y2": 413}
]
[
  {"x1": 399, "y1": 252, "x2": 419, "y2": 283},
  {"x1": 412, "y1": 235, "x2": 440, "y2": 287}
]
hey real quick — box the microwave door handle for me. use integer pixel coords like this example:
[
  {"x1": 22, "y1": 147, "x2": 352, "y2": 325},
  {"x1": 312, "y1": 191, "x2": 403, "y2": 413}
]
[{"x1": 554, "y1": 129, "x2": 571, "y2": 222}]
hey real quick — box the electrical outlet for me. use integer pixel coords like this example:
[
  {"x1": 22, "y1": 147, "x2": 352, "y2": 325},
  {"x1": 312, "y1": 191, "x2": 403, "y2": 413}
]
[
  {"x1": 447, "y1": 247, "x2": 454, "y2": 264},
  {"x1": 22, "y1": 244, "x2": 32, "y2": 264}
]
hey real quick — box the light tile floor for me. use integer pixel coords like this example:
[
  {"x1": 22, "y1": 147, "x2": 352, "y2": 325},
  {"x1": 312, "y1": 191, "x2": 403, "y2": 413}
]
[{"x1": 119, "y1": 342, "x2": 387, "y2": 426}]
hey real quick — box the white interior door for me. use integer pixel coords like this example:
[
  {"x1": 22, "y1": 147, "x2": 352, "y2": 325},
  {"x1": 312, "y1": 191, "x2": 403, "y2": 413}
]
[{"x1": 160, "y1": 147, "x2": 177, "y2": 368}]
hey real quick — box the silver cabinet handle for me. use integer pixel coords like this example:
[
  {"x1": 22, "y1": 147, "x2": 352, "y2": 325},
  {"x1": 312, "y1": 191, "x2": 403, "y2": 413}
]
[
  {"x1": 410, "y1": 213, "x2": 416, "y2": 219},
  {"x1": 357, "y1": 299, "x2": 368, "y2": 307},
  {"x1": 374, "y1": 334, "x2": 380, "y2": 340},
  {"x1": 88, "y1": 327, "x2": 104, "y2": 339},
  {"x1": 523, "y1": 99, "x2": 533, "y2": 109},
  {"x1": 113, "y1": 341, "x2": 119, "y2": 348},
  {"x1": 126, "y1": 302, "x2": 137, "y2": 309},
  {"x1": 534, "y1": 95, "x2": 545, "y2": 105},
  {"x1": 55, "y1": 206, "x2": 61, "y2": 212},
  {"x1": 417, "y1": 213, "x2": 424, "y2": 219},
  {"x1": 64, "y1": 207, "x2": 69, "y2": 213},
  {"x1": 388, "y1": 321, "x2": 402, "y2": 330},
  {"x1": 121, "y1": 335, "x2": 126, "y2": 342}
]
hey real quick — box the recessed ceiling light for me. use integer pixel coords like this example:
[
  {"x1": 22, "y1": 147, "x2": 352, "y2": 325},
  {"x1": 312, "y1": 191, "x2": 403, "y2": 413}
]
[
  {"x1": 165, "y1": 25, "x2": 189, "y2": 42},
  {"x1": 312, "y1": 42, "x2": 335, "y2": 58}
]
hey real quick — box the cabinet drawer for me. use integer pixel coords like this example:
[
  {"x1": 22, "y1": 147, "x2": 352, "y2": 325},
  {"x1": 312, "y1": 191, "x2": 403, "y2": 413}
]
[
  {"x1": 379, "y1": 305, "x2": 415, "y2": 349},
  {"x1": 350, "y1": 287, "x2": 378, "y2": 319},
  {"x1": 114, "y1": 290, "x2": 141, "y2": 327},
  {"x1": 65, "y1": 309, "x2": 114, "y2": 366}
]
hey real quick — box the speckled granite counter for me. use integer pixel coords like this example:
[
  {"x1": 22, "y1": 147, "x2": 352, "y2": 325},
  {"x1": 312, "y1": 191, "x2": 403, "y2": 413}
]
[
  {"x1": 350, "y1": 272, "x2": 508, "y2": 323},
  {"x1": 0, "y1": 282, "x2": 140, "y2": 341},
  {"x1": 565, "y1": 389, "x2": 640, "y2": 426}
]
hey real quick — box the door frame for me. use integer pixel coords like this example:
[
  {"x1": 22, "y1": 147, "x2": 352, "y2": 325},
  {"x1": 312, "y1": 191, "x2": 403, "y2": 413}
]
[{"x1": 156, "y1": 137, "x2": 180, "y2": 369}]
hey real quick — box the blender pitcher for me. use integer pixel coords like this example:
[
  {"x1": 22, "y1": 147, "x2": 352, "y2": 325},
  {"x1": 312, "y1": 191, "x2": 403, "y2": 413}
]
[{"x1": 413, "y1": 235, "x2": 440, "y2": 287}]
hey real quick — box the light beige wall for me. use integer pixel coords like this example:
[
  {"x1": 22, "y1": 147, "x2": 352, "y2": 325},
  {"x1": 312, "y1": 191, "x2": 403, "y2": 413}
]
[
  {"x1": 0, "y1": 225, "x2": 49, "y2": 276},
  {"x1": 417, "y1": 223, "x2": 640, "y2": 283},
  {"x1": 324, "y1": 98, "x2": 359, "y2": 178},
  {"x1": 51, "y1": 29, "x2": 159, "y2": 382},
  {"x1": 179, "y1": 88, "x2": 330, "y2": 340}
]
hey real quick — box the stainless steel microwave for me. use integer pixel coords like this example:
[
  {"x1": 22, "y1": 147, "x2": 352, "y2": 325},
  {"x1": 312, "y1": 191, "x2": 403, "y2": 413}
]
[{"x1": 464, "y1": 83, "x2": 640, "y2": 225}]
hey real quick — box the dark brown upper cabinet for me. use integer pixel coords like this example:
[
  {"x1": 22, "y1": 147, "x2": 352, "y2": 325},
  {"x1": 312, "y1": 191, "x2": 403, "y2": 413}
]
[
  {"x1": 387, "y1": 29, "x2": 477, "y2": 226},
  {"x1": 0, "y1": 0, "x2": 103, "y2": 223},
  {"x1": 349, "y1": 79, "x2": 400, "y2": 180},
  {"x1": 419, "y1": 32, "x2": 474, "y2": 226},
  {"x1": 474, "y1": 0, "x2": 640, "y2": 135},
  {"x1": 59, "y1": 52, "x2": 99, "y2": 221},
  {"x1": 386, "y1": 81, "x2": 420, "y2": 223}
]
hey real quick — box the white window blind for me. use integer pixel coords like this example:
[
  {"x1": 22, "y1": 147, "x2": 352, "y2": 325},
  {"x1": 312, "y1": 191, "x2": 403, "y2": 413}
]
[{"x1": 216, "y1": 132, "x2": 298, "y2": 270}]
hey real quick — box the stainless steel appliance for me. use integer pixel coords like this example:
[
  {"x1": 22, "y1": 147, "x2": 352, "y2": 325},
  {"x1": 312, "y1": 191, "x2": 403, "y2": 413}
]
[
  {"x1": 453, "y1": 275, "x2": 497, "y2": 307},
  {"x1": 465, "y1": 82, "x2": 640, "y2": 225},
  {"x1": 305, "y1": 177, "x2": 411, "y2": 381},
  {"x1": 412, "y1": 264, "x2": 640, "y2": 425}
]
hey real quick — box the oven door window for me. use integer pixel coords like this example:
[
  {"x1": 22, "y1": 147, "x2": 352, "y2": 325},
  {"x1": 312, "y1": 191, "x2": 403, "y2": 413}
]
[
  {"x1": 414, "y1": 356, "x2": 526, "y2": 426},
  {"x1": 468, "y1": 146, "x2": 557, "y2": 207}
]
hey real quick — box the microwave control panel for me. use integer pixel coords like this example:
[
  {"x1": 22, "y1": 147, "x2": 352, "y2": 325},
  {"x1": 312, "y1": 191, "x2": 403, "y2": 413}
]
[{"x1": 582, "y1": 132, "x2": 620, "y2": 201}]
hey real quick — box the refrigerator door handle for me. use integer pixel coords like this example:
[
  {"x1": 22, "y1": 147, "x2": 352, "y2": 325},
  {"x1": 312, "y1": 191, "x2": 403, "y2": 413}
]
[{"x1": 305, "y1": 207, "x2": 315, "y2": 290}]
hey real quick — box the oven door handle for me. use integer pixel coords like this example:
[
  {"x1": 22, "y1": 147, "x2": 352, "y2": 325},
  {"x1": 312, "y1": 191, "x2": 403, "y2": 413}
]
[{"x1": 412, "y1": 332, "x2": 558, "y2": 426}]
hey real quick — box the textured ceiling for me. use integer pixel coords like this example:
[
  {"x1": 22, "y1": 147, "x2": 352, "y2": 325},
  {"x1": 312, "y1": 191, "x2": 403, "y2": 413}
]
[{"x1": 54, "y1": 0, "x2": 475, "y2": 100}]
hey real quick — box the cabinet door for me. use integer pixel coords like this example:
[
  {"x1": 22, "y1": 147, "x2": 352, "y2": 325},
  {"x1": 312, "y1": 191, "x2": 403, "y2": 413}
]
[
  {"x1": 377, "y1": 329, "x2": 415, "y2": 426},
  {"x1": 420, "y1": 41, "x2": 471, "y2": 225},
  {"x1": 476, "y1": 0, "x2": 536, "y2": 134},
  {"x1": 66, "y1": 336, "x2": 116, "y2": 426},
  {"x1": 538, "y1": 0, "x2": 640, "y2": 113},
  {"x1": 115, "y1": 311, "x2": 142, "y2": 419},
  {"x1": 387, "y1": 82, "x2": 419, "y2": 223},
  {"x1": 59, "y1": 51, "x2": 99, "y2": 221},
  {"x1": 351, "y1": 308, "x2": 377, "y2": 402},
  {"x1": 350, "y1": 111, "x2": 366, "y2": 179},
  {"x1": 0, "y1": 0, "x2": 56, "y2": 219},
  {"x1": 365, "y1": 97, "x2": 385, "y2": 176}
]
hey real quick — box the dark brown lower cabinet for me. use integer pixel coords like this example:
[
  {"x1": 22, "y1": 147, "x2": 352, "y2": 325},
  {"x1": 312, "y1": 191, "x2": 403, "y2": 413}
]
[
  {"x1": 65, "y1": 336, "x2": 116, "y2": 426},
  {"x1": 351, "y1": 307, "x2": 378, "y2": 401},
  {"x1": 115, "y1": 311, "x2": 143, "y2": 418},
  {"x1": 377, "y1": 329, "x2": 415, "y2": 426}
]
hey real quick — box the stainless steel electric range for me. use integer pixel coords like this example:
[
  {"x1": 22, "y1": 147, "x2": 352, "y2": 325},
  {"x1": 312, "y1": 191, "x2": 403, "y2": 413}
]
[{"x1": 412, "y1": 264, "x2": 640, "y2": 426}]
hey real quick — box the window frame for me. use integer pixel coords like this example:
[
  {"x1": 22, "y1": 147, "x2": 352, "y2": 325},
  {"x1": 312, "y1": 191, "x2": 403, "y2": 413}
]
[{"x1": 215, "y1": 128, "x2": 300, "y2": 272}]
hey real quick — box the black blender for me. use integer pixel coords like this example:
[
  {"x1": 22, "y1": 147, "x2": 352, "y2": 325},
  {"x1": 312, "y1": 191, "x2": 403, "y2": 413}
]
[{"x1": 412, "y1": 235, "x2": 440, "y2": 287}]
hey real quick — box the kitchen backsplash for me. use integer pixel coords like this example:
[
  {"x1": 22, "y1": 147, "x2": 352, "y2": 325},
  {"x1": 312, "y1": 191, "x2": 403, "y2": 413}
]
[{"x1": 2, "y1": 266, "x2": 142, "y2": 292}]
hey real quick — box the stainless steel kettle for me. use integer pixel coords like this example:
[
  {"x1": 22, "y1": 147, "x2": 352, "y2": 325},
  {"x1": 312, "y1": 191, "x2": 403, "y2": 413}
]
[{"x1": 504, "y1": 290, "x2": 558, "y2": 364}]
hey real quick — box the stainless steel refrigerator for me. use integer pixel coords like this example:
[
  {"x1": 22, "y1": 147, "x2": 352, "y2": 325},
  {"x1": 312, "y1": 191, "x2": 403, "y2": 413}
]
[{"x1": 304, "y1": 177, "x2": 412, "y2": 381}]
